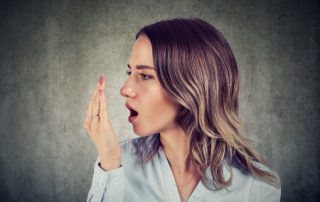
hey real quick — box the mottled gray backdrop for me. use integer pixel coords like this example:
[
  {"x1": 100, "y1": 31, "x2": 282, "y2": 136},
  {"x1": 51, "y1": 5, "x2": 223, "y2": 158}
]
[{"x1": 0, "y1": 0, "x2": 319, "y2": 201}]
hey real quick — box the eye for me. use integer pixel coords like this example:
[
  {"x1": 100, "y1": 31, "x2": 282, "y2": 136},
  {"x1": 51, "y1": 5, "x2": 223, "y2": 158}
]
[
  {"x1": 140, "y1": 74, "x2": 152, "y2": 80},
  {"x1": 125, "y1": 71, "x2": 152, "y2": 80}
]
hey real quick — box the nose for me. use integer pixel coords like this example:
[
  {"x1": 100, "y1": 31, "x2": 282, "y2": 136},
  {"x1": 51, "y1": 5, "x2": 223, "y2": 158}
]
[{"x1": 120, "y1": 83, "x2": 136, "y2": 98}]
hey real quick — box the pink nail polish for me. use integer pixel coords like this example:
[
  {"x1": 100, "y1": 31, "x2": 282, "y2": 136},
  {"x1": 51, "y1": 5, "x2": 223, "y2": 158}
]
[{"x1": 99, "y1": 75, "x2": 103, "y2": 85}]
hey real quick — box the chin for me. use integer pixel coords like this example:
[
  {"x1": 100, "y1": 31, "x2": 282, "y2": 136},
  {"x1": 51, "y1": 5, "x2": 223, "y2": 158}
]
[{"x1": 132, "y1": 125, "x2": 160, "y2": 137}]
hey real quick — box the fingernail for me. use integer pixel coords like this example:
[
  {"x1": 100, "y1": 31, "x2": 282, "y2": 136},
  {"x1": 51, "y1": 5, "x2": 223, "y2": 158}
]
[{"x1": 98, "y1": 75, "x2": 104, "y2": 85}]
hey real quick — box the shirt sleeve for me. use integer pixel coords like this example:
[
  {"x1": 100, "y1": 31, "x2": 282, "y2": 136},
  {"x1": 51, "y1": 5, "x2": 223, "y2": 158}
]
[{"x1": 86, "y1": 155, "x2": 124, "y2": 202}]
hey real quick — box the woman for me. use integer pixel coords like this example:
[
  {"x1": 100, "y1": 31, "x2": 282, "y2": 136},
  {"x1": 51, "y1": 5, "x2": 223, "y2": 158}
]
[{"x1": 84, "y1": 18, "x2": 281, "y2": 202}]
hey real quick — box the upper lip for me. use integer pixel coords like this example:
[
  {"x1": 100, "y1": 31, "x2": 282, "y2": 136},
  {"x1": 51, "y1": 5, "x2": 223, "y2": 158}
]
[{"x1": 125, "y1": 102, "x2": 138, "y2": 112}]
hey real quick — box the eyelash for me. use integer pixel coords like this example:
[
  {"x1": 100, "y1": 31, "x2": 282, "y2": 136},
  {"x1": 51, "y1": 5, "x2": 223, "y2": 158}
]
[{"x1": 126, "y1": 70, "x2": 152, "y2": 80}]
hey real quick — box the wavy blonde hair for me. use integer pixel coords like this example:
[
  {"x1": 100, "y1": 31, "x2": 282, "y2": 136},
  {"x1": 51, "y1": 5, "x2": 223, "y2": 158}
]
[{"x1": 131, "y1": 17, "x2": 280, "y2": 190}]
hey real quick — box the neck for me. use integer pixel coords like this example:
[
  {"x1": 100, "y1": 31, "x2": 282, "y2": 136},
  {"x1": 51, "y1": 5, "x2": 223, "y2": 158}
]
[{"x1": 159, "y1": 125, "x2": 191, "y2": 174}]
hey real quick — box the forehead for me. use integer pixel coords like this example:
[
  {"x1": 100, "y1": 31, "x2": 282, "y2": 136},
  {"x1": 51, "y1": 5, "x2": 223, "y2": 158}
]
[{"x1": 129, "y1": 35, "x2": 154, "y2": 68}]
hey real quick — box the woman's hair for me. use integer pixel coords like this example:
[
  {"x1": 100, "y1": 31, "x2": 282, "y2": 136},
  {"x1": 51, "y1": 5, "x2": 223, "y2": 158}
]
[{"x1": 131, "y1": 17, "x2": 281, "y2": 190}]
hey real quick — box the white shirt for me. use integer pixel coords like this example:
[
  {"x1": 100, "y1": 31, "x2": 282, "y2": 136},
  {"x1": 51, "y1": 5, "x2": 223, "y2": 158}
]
[{"x1": 87, "y1": 137, "x2": 281, "y2": 202}]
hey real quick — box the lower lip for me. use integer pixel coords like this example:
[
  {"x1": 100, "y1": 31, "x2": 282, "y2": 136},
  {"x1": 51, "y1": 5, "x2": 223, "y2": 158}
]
[{"x1": 128, "y1": 115, "x2": 138, "y2": 123}]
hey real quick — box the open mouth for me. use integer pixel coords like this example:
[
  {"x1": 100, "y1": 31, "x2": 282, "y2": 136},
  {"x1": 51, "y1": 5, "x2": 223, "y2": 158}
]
[
  {"x1": 129, "y1": 109, "x2": 139, "y2": 117},
  {"x1": 128, "y1": 109, "x2": 139, "y2": 123},
  {"x1": 126, "y1": 103, "x2": 139, "y2": 123}
]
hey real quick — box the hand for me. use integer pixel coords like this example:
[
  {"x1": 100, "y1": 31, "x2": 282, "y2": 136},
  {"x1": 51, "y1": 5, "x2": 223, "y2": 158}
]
[{"x1": 84, "y1": 75, "x2": 121, "y2": 170}]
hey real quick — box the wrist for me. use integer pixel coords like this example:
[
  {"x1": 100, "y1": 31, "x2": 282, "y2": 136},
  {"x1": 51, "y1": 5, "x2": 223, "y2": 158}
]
[{"x1": 99, "y1": 151, "x2": 121, "y2": 161}]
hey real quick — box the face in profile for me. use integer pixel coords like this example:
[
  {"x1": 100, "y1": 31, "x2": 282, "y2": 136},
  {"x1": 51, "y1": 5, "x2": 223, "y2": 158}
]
[{"x1": 120, "y1": 34, "x2": 180, "y2": 136}]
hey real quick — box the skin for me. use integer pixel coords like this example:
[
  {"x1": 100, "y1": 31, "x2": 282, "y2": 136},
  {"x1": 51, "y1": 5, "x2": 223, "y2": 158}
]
[
  {"x1": 84, "y1": 77, "x2": 121, "y2": 171},
  {"x1": 84, "y1": 34, "x2": 201, "y2": 202},
  {"x1": 120, "y1": 34, "x2": 190, "y2": 175}
]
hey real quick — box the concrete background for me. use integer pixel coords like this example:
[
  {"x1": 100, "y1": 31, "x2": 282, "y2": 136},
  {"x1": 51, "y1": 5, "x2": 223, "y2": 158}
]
[{"x1": 0, "y1": 0, "x2": 319, "y2": 201}]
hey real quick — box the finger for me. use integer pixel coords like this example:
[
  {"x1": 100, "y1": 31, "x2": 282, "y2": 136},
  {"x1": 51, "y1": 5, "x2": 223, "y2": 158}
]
[
  {"x1": 92, "y1": 82, "x2": 100, "y2": 101},
  {"x1": 92, "y1": 88, "x2": 100, "y2": 117},
  {"x1": 99, "y1": 75, "x2": 106, "y2": 91},
  {"x1": 91, "y1": 114, "x2": 100, "y2": 135},
  {"x1": 85, "y1": 82, "x2": 99, "y2": 111},
  {"x1": 98, "y1": 75, "x2": 106, "y2": 116},
  {"x1": 91, "y1": 75, "x2": 105, "y2": 116},
  {"x1": 84, "y1": 90, "x2": 97, "y2": 130},
  {"x1": 88, "y1": 80, "x2": 101, "y2": 115},
  {"x1": 84, "y1": 83, "x2": 99, "y2": 129},
  {"x1": 84, "y1": 102, "x2": 93, "y2": 130},
  {"x1": 99, "y1": 90, "x2": 108, "y2": 130},
  {"x1": 90, "y1": 93, "x2": 101, "y2": 134}
]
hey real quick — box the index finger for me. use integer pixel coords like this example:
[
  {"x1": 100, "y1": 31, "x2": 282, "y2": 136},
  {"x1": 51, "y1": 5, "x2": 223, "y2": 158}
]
[
  {"x1": 99, "y1": 75, "x2": 106, "y2": 91},
  {"x1": 85, "y1": 83, "x2": 99, "y2": 112},
  {"x1": 99, "y1": 90, "x2": 108, "y2": 129}
]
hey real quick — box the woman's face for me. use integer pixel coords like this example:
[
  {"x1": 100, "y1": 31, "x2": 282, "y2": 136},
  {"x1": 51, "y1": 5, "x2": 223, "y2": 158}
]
[{"x1": 120, "y1": 34, "x2": 180, "y2": 136}]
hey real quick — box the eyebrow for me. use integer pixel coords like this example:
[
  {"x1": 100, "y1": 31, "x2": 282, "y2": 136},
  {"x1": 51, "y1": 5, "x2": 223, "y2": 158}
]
[{"x1": 127, "y1": 64, "x2": 155, "y2": 70}]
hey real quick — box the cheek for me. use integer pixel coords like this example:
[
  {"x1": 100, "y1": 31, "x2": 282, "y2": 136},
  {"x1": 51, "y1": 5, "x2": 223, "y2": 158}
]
[
  {"x1": 142, "y1": 89, "x2": 178, "y2": 124},
  {"x1": 133, "y1": 85, "x2": 179, "y2": 136}
]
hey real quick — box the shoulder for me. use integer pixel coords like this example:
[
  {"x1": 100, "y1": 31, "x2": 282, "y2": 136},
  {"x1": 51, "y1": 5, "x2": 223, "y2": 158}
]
[
  {"x1": 119, "y1": 134, "x2": 160, "y2": 154},
  {"x1": 118, "y1": 137, "x2": 136, "y2": 159},
  {"x1": 118, "y1": 137, "x2": 134, "y2": 151},
  {"x1": 118, "y1": 136, "x2": 146, "y2": 152},
  {"x1": 222, "y1": 161, "x2": 281, "y2": 202},
  {"x1": 247, "y1": 162, "x2": 281, "y2": 202},
  {"x1": 118, "y1": 136, "x2": 151, "y2": 162}
]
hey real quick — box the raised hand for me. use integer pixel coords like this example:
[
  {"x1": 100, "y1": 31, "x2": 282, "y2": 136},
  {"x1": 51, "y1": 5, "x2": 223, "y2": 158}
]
[{"x1": 84, "y1": 75, "x2": 121, "y2": 171}]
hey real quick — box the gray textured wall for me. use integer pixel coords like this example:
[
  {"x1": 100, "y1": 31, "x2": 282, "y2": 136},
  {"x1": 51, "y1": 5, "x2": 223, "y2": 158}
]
[{"x1": 0, "y1": 0, "x2": 319, "y2": 201}]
